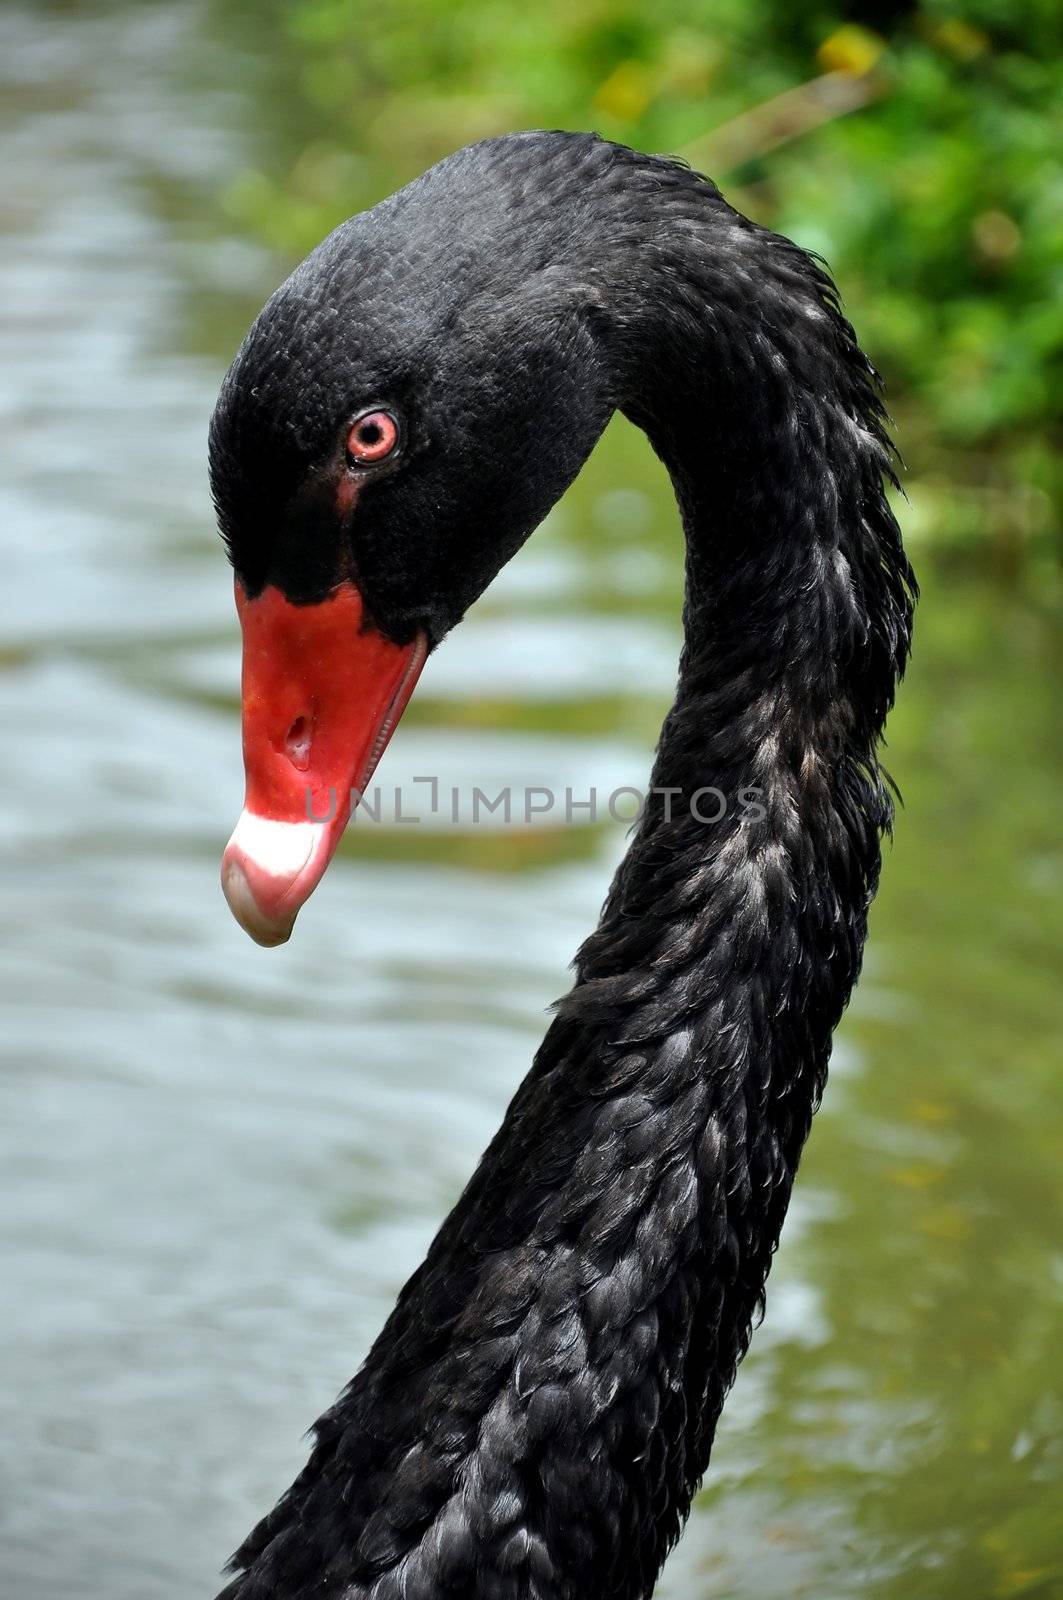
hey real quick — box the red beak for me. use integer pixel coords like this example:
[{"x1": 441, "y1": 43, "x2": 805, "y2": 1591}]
[{"x1": 221, "y1": 580, "x2": 427, "y2": 946}]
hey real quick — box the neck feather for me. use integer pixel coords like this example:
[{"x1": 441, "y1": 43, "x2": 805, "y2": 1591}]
[
  {"x1": 583, "y1": 185, "x2": 915, "y2": 997},
  {"x1": 219, "y1": 167, "x2": 915, "y2": 1600}
]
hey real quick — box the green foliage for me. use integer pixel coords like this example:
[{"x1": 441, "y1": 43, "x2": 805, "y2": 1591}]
[{"x1": 210, "y1": 0, "x2": 1062, "y2": 584}]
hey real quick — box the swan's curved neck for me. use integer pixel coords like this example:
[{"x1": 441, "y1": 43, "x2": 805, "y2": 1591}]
[
  {"x1": 220, "y1": 188, "x2": 915, "y2": 1600},
  {"x1": 575, "y1": 200, "x2": 914, "y2": 1026}
]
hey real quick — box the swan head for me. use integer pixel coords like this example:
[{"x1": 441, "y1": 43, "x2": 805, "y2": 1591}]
[{"x1": 209, "y1": 134, "x2": 618, "y2": 943}]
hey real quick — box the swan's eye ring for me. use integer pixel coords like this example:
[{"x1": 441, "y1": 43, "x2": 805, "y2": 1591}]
[{"x1": 346, "y1": 409, "x2": 401, "y2": 467}]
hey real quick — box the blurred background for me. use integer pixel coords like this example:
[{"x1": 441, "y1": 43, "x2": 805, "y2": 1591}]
[{"x1": 1, "y1": 2, "x2": 1060, "y2": 1597}]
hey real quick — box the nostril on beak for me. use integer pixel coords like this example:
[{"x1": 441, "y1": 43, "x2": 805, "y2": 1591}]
[{"x1": 285, "y1": 715, "x2": 312, "y2": 770}]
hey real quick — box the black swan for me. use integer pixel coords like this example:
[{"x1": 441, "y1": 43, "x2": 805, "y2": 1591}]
[{"x1": 209, "y1": 130, "x2": 915, "y2": 1600}]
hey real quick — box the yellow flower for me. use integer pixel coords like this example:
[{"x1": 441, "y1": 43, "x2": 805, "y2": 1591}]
[
  {"x1": 817, "y1": 25, "x2": 886, "y2": 77},
  {"x1": 594, "y1": 61, "x2": 653, "y2": 124}
]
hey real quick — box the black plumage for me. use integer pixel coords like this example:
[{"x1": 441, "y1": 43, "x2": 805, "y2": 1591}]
[{"x1": 209, "y1": 130, "x2": 916, "y2": 1599}]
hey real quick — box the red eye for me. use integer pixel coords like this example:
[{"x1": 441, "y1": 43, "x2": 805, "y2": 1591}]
[{"x1": 346, "y1": 409, "x2": 400, "y2": 466}]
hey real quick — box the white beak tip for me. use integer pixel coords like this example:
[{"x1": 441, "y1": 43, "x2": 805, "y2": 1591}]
[{"x1": 221, "y1": 857, "x2": 296, "y2": 948}]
